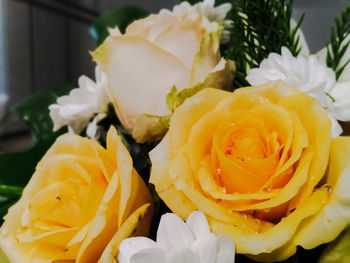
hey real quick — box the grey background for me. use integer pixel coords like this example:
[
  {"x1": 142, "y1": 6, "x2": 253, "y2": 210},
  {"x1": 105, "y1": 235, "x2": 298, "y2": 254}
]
[{"x1": 0, "y1": 0, "x2": 349, "y2": 149}]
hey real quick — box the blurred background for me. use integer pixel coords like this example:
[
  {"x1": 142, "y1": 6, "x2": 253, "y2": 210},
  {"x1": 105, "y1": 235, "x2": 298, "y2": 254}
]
[{"x1": 0, "y1": 0, "x2": 349, "y2": 150}]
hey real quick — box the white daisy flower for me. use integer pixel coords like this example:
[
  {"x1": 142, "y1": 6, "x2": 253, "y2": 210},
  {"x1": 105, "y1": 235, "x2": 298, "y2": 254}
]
[
  {"x1": 160, "y1": 0, "x2": 232, "y2": 43},
  {"x1": 49, "y1": 66, "x2": 110, "y2": 138},
  {"x1": 246, "y1": 47, "x2": 350, "y2": 137},
  {"x1": 118, "y1": 211, "x2": 235, "y2": 263}
]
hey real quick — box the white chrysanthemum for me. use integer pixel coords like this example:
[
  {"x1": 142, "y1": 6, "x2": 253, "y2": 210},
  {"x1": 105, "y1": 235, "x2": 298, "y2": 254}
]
[
  {"x1": 160, "y1": 0, "x2": 232, "y2": 43},
  {"x1": 246, "y1": 47, "x2": 350, "y2": 137},
  {"x1": 118, "y1": 211, "x2": 235, "y2": 263},
  {"x1": 49, "y1": 66, "x2": 110, "y2": 138}
]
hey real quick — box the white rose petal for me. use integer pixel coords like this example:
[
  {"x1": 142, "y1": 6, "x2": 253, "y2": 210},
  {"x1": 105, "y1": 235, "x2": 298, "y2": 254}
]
[
  {"x1": 118, "y1": 211, "x2": 235, "y2": 263},
  {"x1": 93, "y1": 1, "x2": 234, "y2": 143}
]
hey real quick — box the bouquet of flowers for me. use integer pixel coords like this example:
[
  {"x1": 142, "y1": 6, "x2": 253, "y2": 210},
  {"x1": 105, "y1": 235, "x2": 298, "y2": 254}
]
[{"x1": 1, "y1": 0, "x2": 350, "y2": 262}]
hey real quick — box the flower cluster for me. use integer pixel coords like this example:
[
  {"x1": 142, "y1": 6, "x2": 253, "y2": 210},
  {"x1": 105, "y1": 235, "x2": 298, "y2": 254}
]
[
  {"x1": 2, "y1": 1, "x2": 350, "y2": 263},
  {"x1": 247, "y1": 47, "x2": 350, "y2": 137}
]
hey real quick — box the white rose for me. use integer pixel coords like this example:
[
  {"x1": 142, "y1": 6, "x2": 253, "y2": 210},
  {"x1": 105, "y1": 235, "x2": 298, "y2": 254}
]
[{"x1": 92, "y1": 0, "x2": 234, "y2": 143}]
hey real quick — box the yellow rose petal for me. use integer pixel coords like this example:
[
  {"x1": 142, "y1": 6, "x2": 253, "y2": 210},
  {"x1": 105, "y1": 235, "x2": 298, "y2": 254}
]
[
  {"x1": 292, "y1": 137, "x2": 350, "y2": 249},
  {"x1": 98, "y1": 203, "x2": 151, "y2": 263},
  {"x1": 209, "y1": 188, "x2": 328, "y2": 258},
  {"x1": 0, "y1": 127, "x2": 153, "y2": 263}
]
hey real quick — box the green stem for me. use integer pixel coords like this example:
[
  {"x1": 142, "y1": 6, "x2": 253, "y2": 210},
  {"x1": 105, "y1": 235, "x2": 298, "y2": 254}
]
[{"x1": 0, "y1": 185, "x2": 23, "y2": 196}]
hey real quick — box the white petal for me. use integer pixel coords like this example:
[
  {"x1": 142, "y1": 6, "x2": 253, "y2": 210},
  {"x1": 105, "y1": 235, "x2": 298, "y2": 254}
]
[
  {"x1": 93, "y1": 36, "x2": 190, "y2": 132},
  {"x1": 191, "y1": 234, "x2": 217, "y2": 263},
  {"x1": 191, "y1": 234, "x2": 235, "y2": 263},
  {"x1": 159, "y1": 0, "x2": 231, "y2": 43},
  {"x1": 130, "y1": 248, "x2": 166, "y2": 263},
  {"x1": 86, "y1": 113, "x2": 106, "y2": 140},
  {"x1": 246, "y1": 46, "x2": 338, "y2": 114},
  {"x1": 118, "y1": 237, "x2": 158, "y2": 263},
  {"x1": 214, "y1": 235, "x2": 235, "y2": 263},
  {"x1": 329, "y1": 114, "x2": 343, "y2": 138},
  {"x1": 108, "y1": 26, "x2": 122, "y2": 36},
  {"x1": 157, "y1": 213, "x2": 195, "y2": 251},
  {"x1": 246, "y1": 68, "x2": 286, "y2": 85},
  {"x1": 168, "y1": 247, "x2": 199, "y2": 263},
  {"x1": 186, "y1": 211, "x2": 211, "y2": 239},
  {"x1": 329, "y1": 81, "x2": 350, "y2": 121},
  {"x1": 48, "y1": 65, "x2": 110, "y2": 134}
]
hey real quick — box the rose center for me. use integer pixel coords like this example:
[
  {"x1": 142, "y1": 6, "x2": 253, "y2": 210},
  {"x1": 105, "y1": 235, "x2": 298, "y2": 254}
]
[{"x1": 212, "y1": 116, "x2": 282, "y2": 194}]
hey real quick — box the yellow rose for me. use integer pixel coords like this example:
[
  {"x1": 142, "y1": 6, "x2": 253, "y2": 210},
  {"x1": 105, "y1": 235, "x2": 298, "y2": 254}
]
[
  {"x1": 92, "y1": 1, "x2": 234, "y2": 143},
  {"x1": 150, "y1": 81, "x2": 350, "y2": 261},
  {"x1": 0, "y1": 127, "x2": 153, "y2": 263}
]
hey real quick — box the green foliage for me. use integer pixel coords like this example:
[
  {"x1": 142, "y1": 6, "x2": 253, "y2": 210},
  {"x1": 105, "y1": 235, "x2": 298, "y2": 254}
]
[
  {"x1": 0, "y1": 85, "x2": 72, "y2": 222},
  {"x1": 98, "y1": 105, "x2": 156, "y2": 180},
  {"x1": 221, "y1": 0, "x2": 303, "y2": 88},
  {"x1": 326, "y1": 5, "x2": 350, "y2": 80},
  {"x1": 182, "y1": 0, "x2": 304, "y2": 88},
  {"x1": 90, "y1": 5, "x2": 149, "y2": 45},
  {"x1": 319, "y1": 226, "x2": 350, "y2": 263}
]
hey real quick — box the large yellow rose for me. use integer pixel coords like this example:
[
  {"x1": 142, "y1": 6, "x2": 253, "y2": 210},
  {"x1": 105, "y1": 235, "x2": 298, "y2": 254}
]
[
  {"x1": 150, "y1": 81, "x2": 350, "y2": 261},
  {"x1": 92, "y1": 1, "x2": 234, "y2": 143},
  {"x1": 0, "y1": 127, "x2": 153, "y2": 263}
]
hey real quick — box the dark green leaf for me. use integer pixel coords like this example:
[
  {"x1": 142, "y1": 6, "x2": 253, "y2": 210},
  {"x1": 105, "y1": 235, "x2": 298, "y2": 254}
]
[
  {"x1": 326, "y1": 5, "x2": 350, "y2": 80},
  {"x1": 319, "y1": 227, "x2": 350, "y2": 263},
  {"x1": 99, "y1": 104, "x2": 156, "y2": 180},
  {"x1": 221, "y1": 0, "x2": 304, "y2": 89},
  {"x1": 0, "y1": 84, "x2": 72, "y2": 222},
  {"x1": 90, "y1": 5, "x2": 149, "y2": 45}
]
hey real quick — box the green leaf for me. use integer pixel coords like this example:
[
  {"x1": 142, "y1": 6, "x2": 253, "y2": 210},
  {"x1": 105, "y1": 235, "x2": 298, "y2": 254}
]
[
  {"x1": 0, "y1": 84, "x2": 72, "y2": 222},
  {"x1": 326, "y1": 5, "x2": 350, "y2": 80},
  {"x1": 90, "y1": 5, "x2": 150, "y2": 45},
  {"x1": 319, "y1": 227, "x2": 350, "y2": 263},
  {"x1": 98, "y1": 104, "x2": 156, "y2": 181},
  {"x1": 222, "y1": 0, "x2": 304, "y2": 88}
]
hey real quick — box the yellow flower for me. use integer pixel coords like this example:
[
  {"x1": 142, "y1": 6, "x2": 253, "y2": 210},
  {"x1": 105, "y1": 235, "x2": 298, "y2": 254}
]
[
  {"x1": 150, "y1": 81, "x2": 350, "y2": 261},
  {"x1": 92, "y1": 1, "x2": 234, "y2": 143},
  {"x1": 0, "y1": 127, "x2": 153, "y2": 263}
]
